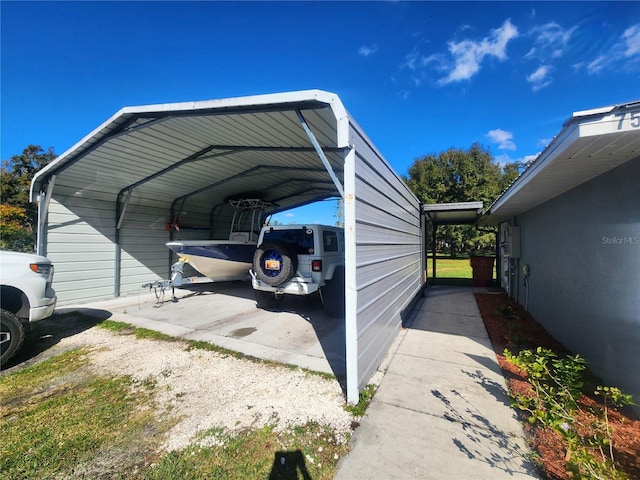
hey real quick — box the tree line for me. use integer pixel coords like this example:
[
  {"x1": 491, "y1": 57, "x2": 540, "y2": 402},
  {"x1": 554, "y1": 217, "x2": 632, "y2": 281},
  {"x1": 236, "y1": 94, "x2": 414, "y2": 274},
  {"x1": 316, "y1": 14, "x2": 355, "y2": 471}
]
[
  {"x1": 1, "y1": 142, "x2": 525, "y2": 254},
  {"x1": 1, "y1": 145, "x2": 57, "y2": 251},
  {"x1": 404, "y1": 142, "x2": 523, "y2": 257}
]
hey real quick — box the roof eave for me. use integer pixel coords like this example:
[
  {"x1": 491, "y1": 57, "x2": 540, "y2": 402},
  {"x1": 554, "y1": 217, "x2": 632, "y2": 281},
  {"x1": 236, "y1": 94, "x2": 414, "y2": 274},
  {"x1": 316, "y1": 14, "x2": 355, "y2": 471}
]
[{"x1": 487, "y1": 99, "x2": 640, "y2": 222}]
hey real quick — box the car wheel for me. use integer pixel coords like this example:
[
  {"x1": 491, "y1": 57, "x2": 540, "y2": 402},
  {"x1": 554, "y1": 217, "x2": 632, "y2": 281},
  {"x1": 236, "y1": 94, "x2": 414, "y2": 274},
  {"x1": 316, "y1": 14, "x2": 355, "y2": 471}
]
[
  {"x1": 322, "y1": 267, "x2": 345, "y2": 318},
  {"x1": 253, "y1": 241, "x2": 297, "y2": 286},
  {"x1": 1, "y1": 309, "x2": 25, "y2": 366},
  {"x1": 255, "y1": 290, "x2": 284, "y2": 311}
]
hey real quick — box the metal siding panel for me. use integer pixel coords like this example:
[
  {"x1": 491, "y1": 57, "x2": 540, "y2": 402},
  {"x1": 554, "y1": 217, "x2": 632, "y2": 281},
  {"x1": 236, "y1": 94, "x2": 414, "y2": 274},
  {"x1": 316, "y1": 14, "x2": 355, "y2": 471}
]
[
  {"x1": 350, "y1": 123, "x2": 423, "y2": 402},
  {"x1": 46, "y1": 199, "x2": 116, "y2": 305},
  {"x1": 56, "y1": 284, "x2": 115, "y2": 304},
  {"x1": 119, "y1": 202, "x2": 182, "y2": 289}
]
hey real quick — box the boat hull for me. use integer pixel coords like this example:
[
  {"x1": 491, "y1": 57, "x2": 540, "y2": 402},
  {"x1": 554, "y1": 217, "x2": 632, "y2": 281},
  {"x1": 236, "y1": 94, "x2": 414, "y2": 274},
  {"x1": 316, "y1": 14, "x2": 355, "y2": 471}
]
[{"x1": 166, "y1": 240, "x2": 255, "y2": 282}]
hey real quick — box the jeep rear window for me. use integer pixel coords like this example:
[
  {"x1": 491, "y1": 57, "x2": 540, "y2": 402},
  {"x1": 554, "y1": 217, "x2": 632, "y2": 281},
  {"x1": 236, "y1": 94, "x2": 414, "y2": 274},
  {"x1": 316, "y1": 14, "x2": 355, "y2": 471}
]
[
  {"x1": 323, "y1": 231, "x2": 339, "y2": 252},
  {"x1": 263, "y1": 228, "x2": 315, "y2": 254}
]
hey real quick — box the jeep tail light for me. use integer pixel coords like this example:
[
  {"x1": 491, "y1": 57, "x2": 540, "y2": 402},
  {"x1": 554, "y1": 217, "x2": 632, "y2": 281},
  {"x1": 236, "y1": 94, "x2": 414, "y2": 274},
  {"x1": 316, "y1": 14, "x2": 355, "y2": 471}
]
[{"x1": 312, "y1": 260, "x2": 322, "y2": 272}]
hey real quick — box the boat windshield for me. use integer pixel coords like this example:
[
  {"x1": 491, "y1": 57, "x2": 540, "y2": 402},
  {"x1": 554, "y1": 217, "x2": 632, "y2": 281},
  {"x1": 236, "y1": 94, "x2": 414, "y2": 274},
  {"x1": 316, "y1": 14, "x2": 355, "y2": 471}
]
[{"x1": 228, "y1": 199, "x2": 272, "y2": 241}]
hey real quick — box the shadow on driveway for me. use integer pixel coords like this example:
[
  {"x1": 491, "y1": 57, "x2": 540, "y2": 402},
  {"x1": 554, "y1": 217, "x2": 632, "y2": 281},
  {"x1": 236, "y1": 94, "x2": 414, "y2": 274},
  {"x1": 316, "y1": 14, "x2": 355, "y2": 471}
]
[{"x1": 1, "y1": 308, "x2": 114, "y2": 375}]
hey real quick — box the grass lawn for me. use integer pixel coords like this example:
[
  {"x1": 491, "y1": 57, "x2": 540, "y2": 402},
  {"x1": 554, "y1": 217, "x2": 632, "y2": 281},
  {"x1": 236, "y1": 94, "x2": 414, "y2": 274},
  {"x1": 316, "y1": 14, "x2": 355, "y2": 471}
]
[{"x1": 426, "y1": 256, "x2": 496, "y2": 279}]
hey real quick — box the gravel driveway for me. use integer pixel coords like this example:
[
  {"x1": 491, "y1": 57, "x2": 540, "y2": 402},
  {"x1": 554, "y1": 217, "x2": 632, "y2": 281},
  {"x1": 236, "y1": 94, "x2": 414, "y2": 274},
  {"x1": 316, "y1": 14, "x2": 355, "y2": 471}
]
[{"x1": 2, "y1": 312, "x2": 356, "y2": 452}]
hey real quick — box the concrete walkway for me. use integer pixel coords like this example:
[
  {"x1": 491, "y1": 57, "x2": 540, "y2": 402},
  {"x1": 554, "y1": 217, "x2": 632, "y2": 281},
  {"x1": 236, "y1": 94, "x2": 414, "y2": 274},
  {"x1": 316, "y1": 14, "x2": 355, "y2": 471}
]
[{"x1": 335, "y1": 286, "x2": 540, "y2": 480}]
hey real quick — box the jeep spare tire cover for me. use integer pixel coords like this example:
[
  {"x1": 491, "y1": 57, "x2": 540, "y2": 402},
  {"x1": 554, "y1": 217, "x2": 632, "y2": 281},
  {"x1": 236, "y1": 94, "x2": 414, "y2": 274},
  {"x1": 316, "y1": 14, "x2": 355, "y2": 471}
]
[{"x1": 253, "y1": 241, "x2": 298, "y2": 286}]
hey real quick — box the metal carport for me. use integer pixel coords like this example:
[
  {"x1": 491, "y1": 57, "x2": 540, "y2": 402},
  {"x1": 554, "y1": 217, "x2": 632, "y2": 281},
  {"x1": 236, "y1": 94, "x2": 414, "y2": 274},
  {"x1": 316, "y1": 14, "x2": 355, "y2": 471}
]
[
  {"x1": 30, "y1": 89, "x2": 424, "y2": 403},
  {"x1": 422, "y1": 201, "x2": 485, "y2": 283}
]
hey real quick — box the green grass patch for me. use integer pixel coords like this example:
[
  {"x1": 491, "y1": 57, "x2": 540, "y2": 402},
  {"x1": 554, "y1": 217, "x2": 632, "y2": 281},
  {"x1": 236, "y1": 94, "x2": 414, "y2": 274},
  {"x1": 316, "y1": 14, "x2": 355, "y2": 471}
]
[
  {"x1": 427, "y1": 257, "x2": 473, "y2": 278},
  {"x1": 0, "y1": 348, "x2": 90, "y2": 402},
  {"x1": 146, "y1": 423, "x2": 349, "y2": 480},
  {"x1": 427, "y1": 257, "x2": 496, "y2": 279},
  {"x1": 345, "y1": 384, "x2": 377, "y2": 417},
  {"x1": 0, "y1": 351, "x2": 165, "y2": 479},
  {"x1": 98, "y1": 319, "x2": 180, "y2": 342}
]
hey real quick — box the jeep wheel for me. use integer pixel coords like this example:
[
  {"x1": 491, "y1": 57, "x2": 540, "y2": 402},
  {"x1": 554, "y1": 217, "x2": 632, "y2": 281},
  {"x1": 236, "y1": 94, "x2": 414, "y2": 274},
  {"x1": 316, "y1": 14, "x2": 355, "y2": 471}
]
[
  {"x1": 322, "y1": 267, "x2": 345, "y2": 318},
  {"x1": 1, "y1": 309, "x2": 24, "y2": 366},
  {"x1": 255, "y1": 290, "x2": 284, "y2": 310},
  {"x1": 253, "y1": 241, "x2": 298, "y2": 286}
]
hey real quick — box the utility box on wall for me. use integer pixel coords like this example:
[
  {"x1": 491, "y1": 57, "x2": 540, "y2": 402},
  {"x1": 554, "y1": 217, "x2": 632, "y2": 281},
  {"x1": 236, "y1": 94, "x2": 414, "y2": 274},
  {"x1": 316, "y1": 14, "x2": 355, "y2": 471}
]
[
  {"x1": 500, "y1": 223, "x2": 520, "y2": 295},
  {"x1": 500, "y1": 224, "x2": 520, "y2": 259}
]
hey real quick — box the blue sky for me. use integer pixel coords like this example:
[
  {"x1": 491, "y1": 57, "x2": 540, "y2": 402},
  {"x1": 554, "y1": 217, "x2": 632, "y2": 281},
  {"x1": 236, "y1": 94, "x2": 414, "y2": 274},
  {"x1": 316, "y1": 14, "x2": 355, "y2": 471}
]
[{"x1": 2, "y1": 1, "x2": 639, "y2": 224}]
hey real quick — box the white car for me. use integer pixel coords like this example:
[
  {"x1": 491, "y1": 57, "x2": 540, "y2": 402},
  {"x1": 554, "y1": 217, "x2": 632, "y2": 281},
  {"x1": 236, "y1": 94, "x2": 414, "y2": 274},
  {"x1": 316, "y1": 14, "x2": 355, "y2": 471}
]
[
  {"x1": 250, "y1": 225, "x2": 345, "y2": 317},
  {"x1": 1, "y1": 251, "x2": 57, "y2": 365}
]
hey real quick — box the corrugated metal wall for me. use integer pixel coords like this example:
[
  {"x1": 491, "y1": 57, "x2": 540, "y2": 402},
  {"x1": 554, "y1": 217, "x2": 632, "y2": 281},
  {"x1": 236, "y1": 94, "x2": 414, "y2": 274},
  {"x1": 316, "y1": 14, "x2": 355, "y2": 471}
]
[
  {"x1": 118, "y1": 198, "x2": 178, "y2": 295},
  {"x1": 46, "y1": 186, "x2": 176, "y2": 304},
  {"x1": 46, "y1": 191, "x2": 117, "y2": 304},
  {"x1": 345, "y1": 120, "x2": 424, "y2": 403}
]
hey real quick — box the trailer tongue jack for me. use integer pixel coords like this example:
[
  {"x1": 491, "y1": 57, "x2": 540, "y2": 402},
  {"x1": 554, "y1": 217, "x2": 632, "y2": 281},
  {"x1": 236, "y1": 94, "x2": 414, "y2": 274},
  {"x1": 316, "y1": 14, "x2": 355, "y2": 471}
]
[{"x1": 141, "y1": 258, "x2": 212, "y2": 305}]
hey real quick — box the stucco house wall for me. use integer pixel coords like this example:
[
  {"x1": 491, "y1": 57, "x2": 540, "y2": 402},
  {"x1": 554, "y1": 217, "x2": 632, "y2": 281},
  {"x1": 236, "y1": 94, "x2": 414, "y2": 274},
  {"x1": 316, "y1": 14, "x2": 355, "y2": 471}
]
[{"x1": 514, "y1": 156, "x2": 640, "y2": 411}]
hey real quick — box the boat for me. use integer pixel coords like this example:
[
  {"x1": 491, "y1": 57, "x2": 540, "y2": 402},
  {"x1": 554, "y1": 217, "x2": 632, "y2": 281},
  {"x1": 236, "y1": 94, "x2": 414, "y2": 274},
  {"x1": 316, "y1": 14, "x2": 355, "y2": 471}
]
[{"x1": 166, "y1": 198, "x2": 272, "y2": 282}]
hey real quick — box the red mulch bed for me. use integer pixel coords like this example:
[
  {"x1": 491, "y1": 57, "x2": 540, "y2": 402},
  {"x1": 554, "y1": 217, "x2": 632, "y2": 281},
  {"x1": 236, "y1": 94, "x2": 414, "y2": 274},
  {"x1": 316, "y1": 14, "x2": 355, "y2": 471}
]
[{"x1": 474, "y1": 291, "x2": 640, "y2": 480}]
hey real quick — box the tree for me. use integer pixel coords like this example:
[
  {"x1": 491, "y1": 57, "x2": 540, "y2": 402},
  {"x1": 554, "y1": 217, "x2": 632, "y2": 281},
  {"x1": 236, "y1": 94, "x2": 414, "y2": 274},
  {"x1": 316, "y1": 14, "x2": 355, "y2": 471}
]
[
  {"x1": 500, "y1": 161, "x2": 522, "y2": 191},
  {"x1": 1, "y1": 145, "x2": 57, "y2": 251},
  {"x1": 405, "y1": 143, "x2": 514, "y2": 257},
  {"x1": 334, "y1": 198, "x2": 344, "y2": 227}
]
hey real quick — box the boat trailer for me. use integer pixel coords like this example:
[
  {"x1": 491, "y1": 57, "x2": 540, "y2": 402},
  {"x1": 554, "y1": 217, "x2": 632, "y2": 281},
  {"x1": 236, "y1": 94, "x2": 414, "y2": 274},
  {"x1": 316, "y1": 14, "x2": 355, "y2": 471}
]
[{"x1": 141, "y1": 258, "x2": 212, "y2": 304}]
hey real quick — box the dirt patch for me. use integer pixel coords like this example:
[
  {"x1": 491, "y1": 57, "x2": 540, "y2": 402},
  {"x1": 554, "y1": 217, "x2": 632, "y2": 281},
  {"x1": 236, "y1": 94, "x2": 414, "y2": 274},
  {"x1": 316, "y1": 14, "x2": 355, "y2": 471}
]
[{"x1": 475, "y1": 292, "x2": 640, "y2": 480}]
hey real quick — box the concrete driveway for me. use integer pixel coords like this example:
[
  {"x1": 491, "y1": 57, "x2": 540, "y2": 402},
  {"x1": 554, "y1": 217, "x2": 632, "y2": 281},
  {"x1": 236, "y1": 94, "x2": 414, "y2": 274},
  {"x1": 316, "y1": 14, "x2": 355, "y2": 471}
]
[{"x1": 59, "y1": 281, "x2": 346, "y2": 378}]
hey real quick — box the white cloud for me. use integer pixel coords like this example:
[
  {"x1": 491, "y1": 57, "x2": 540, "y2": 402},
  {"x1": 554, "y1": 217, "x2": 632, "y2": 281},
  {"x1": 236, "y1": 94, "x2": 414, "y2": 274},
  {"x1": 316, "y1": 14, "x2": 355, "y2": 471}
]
[
  {"x1": 587, "y1": 55, "x2": 607, "y2": 74},
  {"x1": 526, "y1": 22, "x2": 576, "y2": 60},
  {"x1": 487, "y1": 129, "x2": 516, "y2": 150},
  {"x1": 578, "y1": 22, "x2": 640, "y2": 75},
  {"x1": 284, "y1": 213, "x2": 295, "y2": 218},
  {"x1": 522, "y1": 23, "x2": 575, "y2": 92},
  {"x1": 623, "y1": 24, "x2": 640, "y2": 57},
  {"x1": 358, "y1": 44, "x2": 378, "y2": 57},
  {"x1": 402, "y1": 49, "x2": 440, "y2": 71},
  {"x1": 527, "y1": 65, "x2": 553, "y2": 91},
  {"x1": 438, "y1": 19, "x2": 519, "y2": 85}
]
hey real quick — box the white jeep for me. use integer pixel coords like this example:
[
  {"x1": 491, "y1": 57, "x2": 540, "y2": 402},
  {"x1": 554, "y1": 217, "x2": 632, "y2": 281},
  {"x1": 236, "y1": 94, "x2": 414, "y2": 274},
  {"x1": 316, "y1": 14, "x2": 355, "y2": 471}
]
[
  {"x1": 250, "y1": 224, "x2": 345, "y2": 317},
  {"x1": 0, "y1": 251, "x2": 57, "y2": 365}
]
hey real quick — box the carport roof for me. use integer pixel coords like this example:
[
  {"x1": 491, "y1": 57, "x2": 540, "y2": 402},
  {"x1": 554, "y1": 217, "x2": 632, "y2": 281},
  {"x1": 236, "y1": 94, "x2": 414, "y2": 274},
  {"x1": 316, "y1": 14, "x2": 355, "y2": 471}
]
[
  {"x1": 423, "y1": 202, "x2": 484, "y2": 225},
  {"x1": 30, "y1": 90, "x2": 351, "y2": 217},
  {"x1": 483, "y1": 100, "x2": 640, "y2": 225}
]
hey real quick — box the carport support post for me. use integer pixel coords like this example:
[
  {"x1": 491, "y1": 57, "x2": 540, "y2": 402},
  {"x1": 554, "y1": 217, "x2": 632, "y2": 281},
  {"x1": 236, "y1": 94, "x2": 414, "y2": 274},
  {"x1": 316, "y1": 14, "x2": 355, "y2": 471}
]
[
  {"x1": 431, "y1": 223, "x2": 437, "y2": 285},
  {"x1": 36, "y1": 174, "x2": 55, "y2": 257},
  {"x1": 343, "y1": 146, "x2": 359, "y2": 405}
]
